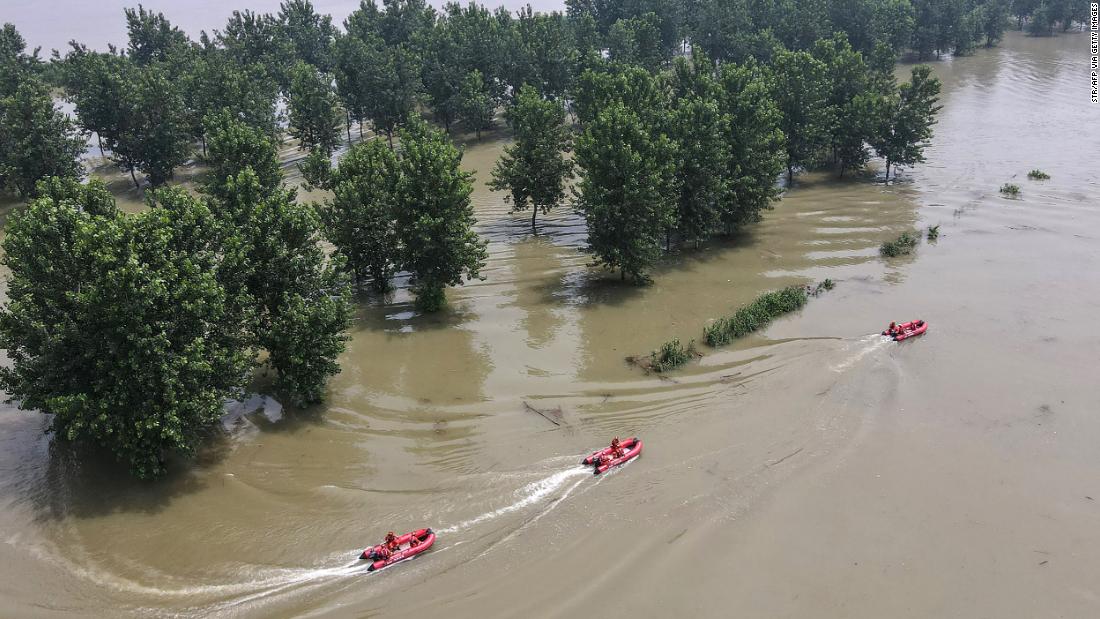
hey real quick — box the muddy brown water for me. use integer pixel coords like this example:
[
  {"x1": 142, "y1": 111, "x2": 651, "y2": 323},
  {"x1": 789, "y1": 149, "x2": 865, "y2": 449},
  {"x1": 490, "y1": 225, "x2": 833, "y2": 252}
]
[{"x1": 2, "y1": 32, "x2": 1099, "y2": 618}]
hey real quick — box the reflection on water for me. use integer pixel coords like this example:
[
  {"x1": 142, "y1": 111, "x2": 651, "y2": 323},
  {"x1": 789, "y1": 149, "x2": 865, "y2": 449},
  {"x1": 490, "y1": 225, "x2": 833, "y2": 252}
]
[{"x1": 1, "y1": 30, "x2": 1099, "y2": 619}]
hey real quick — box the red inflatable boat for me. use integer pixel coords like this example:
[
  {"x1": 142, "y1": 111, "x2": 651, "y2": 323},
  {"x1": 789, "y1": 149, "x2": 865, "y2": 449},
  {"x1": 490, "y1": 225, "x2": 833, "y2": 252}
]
[
  {"x1": 359, "y1": 528, "x2": 435, "y2": 571},
  {"x1": 883, "y1": 320, "x2": 928, "y2": 341},
  {"x1": 583, "y1": 437, "x2": 643, "y2": 475}
]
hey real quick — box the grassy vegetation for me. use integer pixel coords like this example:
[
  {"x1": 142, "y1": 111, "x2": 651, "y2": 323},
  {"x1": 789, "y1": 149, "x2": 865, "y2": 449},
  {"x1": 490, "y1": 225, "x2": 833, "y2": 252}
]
[
  {"x1": 1026, "y1": 169, "x2": 1050, "y2": 180},
  {"x1": 927, "y1": 224, "x2": 940, "y2": 241},
  {"x1": 703, "y1": 286, "x2": 809, "y2": 347},
  {"x1": 649, "y1": 339, "x2": 697, "y2": 372},
  {"x1": 880, "y1": 232, "x2": 919, "y2": 257},
  {"x1": 1000, "y1": 183, "x2": 1021, "y2": 197}
]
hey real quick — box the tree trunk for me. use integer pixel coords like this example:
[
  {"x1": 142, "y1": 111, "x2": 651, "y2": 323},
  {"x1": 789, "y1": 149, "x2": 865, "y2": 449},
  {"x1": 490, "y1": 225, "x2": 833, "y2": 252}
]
[
  {"x1": 201, "y1": 134, "x2": 207, "y2": 158},
  {"x1": 130, "y1": 167, "x2": 139, "y2": 189},
  {"x1": 346, "y1": 111, "x2": 352, "y2": 143},
  {"x1": 387, "y1": 131, "x2": 394, "y2": 149},
  {"x1": 531, "y1": 207, "x2": 538, "y2": 235},
  {"x1": 359, "y1": 122, "x2": 364, "y2": 139},
  {"x1": 97, "y1": 134, "x2": 105, "y2": 157}
]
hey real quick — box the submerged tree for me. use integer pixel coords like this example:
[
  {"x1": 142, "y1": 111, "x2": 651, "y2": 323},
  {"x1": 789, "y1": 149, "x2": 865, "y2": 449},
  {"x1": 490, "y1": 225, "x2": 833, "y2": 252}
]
[
  {"x1": 394, "y1": 119, "x2": 487, "y2": 311},
  {"x1": 715, "y1": 62, "x2": 786, "y2": 233},
  {"x1": 0, "y1": 179, "x2": 251, "y2": 478},
  {"x1": 771, "y1": 48, "x2": 831, "y2": 184},
  {"x1": 218, "y1": 169, "x2": 351, "y2": 405},
  {"x1": 488, "y1": 85, "x2": 574, "y2": 234},
  {"x1": 574, "y1": 102, "x2": 678, "y2": 283},
  {"x1": 108, "y1": 65, "x2": 192, "y2": 187},
  {"x1": 319, "y1": 139, "x2": 401, "y2": 291},
  {"x1": 457, "y1": 69, "x2": 495, "y2": 139},
  {"x1": 203, "y1": 110, "x2": 283, "y2": 200},
  {"x1": 870, "y1": 65, "x2": 943, "y2": 181},
  {"x1": 0, "y1": 77, "x2": 86, "y2": 197}
]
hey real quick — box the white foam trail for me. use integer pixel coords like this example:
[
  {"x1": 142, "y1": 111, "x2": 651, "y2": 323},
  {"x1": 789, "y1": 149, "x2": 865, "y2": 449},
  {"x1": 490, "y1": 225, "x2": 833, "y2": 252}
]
[
  {"x1": 437, "y1": 466, "x2": 590, "y2": 534},
  {"x1": 830, "y1": 335, "x2": 889, "y2": 372}
]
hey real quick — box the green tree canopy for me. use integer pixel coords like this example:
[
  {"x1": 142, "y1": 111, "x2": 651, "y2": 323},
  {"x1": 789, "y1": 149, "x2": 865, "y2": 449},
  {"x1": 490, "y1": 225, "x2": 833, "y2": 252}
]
[
  {"x1": 870, "y1": 65, "x2": 943, "y2": 180},
  {"x1": 288, "y1": 61, "x2": 342, "y2": 155},
  {"x1": 488, "y1": 85, "x2": 574, "y2": 234},
  {"x1": 394, "y1": 119, "x2": 487, "y2": 311},
  {"x1": 319, "y1": 139, "x2": 401, "y2": 291},
  {"x1": 0, "y1": 179, "x2": 252, "y2": 478},
  {"x1": 771, "y1": 47, "x2": 831, "y2": 183},
  {"x1": 0, "y1": 76, "x2": 86, "y2": 197},
  {"x1": 574, "y1": 101, "x2": 678, "y2": 283}
]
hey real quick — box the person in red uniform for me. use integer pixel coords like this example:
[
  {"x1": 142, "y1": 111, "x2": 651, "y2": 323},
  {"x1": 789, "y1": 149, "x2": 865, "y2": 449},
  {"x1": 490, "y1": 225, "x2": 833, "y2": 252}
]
[
  {"x1": 886, "y1": 321, "x2": 898, "y2": 336},
  {"x1": 384, "y1": 531, "x2": 400, "y2": 551},
  {"x1": 598, "y1": 438, "x2": 626, "y2": 466}
]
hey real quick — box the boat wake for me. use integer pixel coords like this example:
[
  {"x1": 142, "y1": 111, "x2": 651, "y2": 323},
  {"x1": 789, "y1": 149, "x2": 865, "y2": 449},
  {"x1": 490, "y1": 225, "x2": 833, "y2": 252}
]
[{"x1": 830, "y1": 334, "x2": 890, "y2": 373}]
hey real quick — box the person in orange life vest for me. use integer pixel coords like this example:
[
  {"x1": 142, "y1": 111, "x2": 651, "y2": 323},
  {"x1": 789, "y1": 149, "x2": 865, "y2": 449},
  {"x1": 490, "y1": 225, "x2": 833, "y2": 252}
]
[{"x1": 384, "y1": 532, "x2": 399, "y2": 551}]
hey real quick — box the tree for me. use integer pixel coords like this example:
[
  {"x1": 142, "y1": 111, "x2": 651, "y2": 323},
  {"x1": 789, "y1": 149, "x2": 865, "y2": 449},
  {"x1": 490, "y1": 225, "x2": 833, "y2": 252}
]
[
  {"x1": 458, "y1": 69, "x2": 495, "y2": 139},
  {"x1": 125, "y1": 4, "x2": 191, "y2": 65},
  {"x1": 61, "y1": 46, "x2": 129, "y2": 157},
  {"x1": 870, "y1": 65, "x2": 943, "y2": 181},
  {"x1": 183, "y1": 52, "x2": 280, "y2": 155},
  {"x1": 573, "y1": 102, "x2": 678, "y2": 283},
  {"x1": 287, "y1": 61, "x2": 341, "y2": 155},
  {"x1": 108, "y1": 65, "x2": 192, "y2": 187},
  {"x1": 1, "y1": 23, "x2": 41, "y2": 97},
  {"x1": 667, "y1": 55, "x2": 729, "y2": 246},
  {"x1": 318, "y1": 139, "x2": 401, "y2": 291},
  {"x1": 364, "y1": 43, "x2": 422, "y2": 144},
  {"x1": 218, "y1": 9, "x2": 296, "y2": 90},
  {"x1": 278, "y1": 0, "x2": 337, "y2": 69},
  {"x1": 771, "y1": 48, "x2": 831, "y2": 183},
  {"x1": 715, "y1": 62, "x2": 786, "y2": 233},
  {"x1": 394, "y1": 119, "x2": 487, "y2": 311},
  {"x1": 0, "y1": 77, "x2": 86, "y2": 197},
  {"x1": 670, "y1": 94, "x2": 729, "y2": 246},
  {"x1": 488, "y1": 85, "x2": 574, "y2": 234},
  {"x1": 218, "y1": 169, "x2": 351, "y2": 405},
  {"x1": 607, "y1": 12, "x2": 668, "y2": 71},
  {"x1": 0, "y1": 179, "x2": 252, "y2": 478},
  {"x1": 813, "y1": 33, "x2": 876, "y2": 176},
  {"x1": 333, "y1": 34, "x2": 373, "y2": 137},
  {"x1": 202, "y1": 110, "x2": 283, "y2": 200}
]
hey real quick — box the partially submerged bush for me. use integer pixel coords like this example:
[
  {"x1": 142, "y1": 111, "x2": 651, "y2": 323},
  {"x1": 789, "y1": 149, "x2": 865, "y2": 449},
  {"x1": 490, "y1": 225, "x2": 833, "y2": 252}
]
[
  {"x1": 1026, "y1": 169, "x2": 1050, "y2": 180},
  {"x1": 927, "y1": 225, "x2": 940, "y2": 241},
  {"x1": 809, "y1": 278, "x2": 835, "y2": 296},
  {"x1": 880, "y1": 232, "x2": 919, "y2": 257},
  {"x1": 703, "y1": 286, "x2": 808, "y2": 347},
  {"x1": 650, "y1": 339, "x2": 696, "y2": 372},
  {"x1": 1000, "y1": 183, "x2": 1021, "y2": 197}
]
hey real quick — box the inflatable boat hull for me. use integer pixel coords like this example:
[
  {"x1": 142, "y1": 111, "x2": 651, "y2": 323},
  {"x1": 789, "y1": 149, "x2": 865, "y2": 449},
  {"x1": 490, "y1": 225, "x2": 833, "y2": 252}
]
[
  {"x1": 884, "y1": 320, "x2": 928, "y2": 341},
  {"x1": 360, "y1": 528, "x2": 435, "y2": 571},
  {"x1": 583, "y1": 437, "x2": 643, "y2": 475}
]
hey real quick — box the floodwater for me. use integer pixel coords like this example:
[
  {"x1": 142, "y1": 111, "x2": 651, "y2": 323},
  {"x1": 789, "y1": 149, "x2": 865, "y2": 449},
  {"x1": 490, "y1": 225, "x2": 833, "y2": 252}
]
[{"x1": 2, "y1": 31, "x2": 1100, "y2": 618}]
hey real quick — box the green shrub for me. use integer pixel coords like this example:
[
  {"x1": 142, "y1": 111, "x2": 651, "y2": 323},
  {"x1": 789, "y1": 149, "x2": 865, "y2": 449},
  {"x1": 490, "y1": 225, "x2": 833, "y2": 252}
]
[
  {"x1": 927, "y1": 225, "x2": 940, "y2": 241},
  {"x1": 703, "y1": 286, "x2": 809, "y2": 347},
  {"x1": 1000, "y1": 183, "x2": 1020, "y2": 196},
  {"x1": 1026, "y1": 169, "x2": 1050, "y2": 180},
  {"x1": 648, "y1": 338, "x2": 697, "y2": 372},
  {"x1": 880, "y1": 232, "x2": 919, "y2": 257}
]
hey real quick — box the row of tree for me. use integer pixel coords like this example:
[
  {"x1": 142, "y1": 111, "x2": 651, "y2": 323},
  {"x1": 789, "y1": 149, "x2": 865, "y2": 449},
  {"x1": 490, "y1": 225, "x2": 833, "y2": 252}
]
[
  {"x1": 548, "y1": 39, "x2": 942, "y2": 283},
  {"x1": 6, "y1": 0, "x2": 1078, "y2": 195}
]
